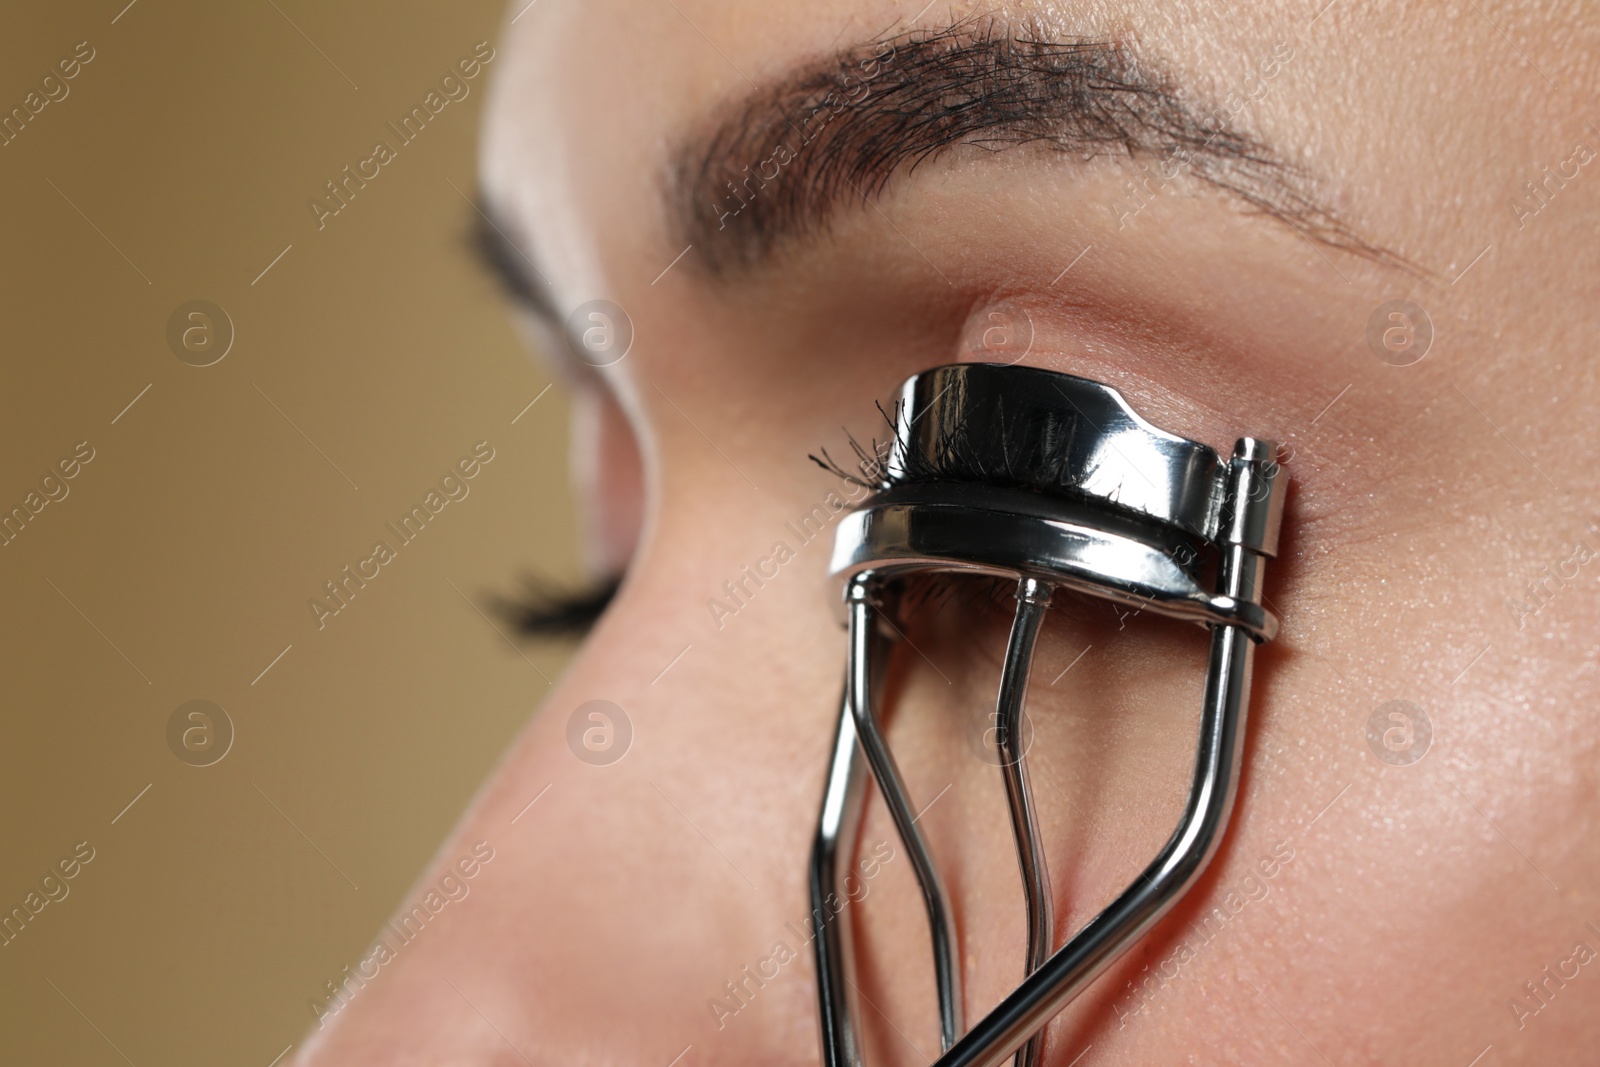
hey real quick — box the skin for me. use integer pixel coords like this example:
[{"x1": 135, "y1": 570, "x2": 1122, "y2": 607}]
[{"x1": 299, "y1": 1, "x2": 1600, "y2": 1064}]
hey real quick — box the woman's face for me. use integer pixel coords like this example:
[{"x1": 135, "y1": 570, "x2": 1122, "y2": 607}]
[{"x1": 301, "y1": 2, "x2": 1600, "y2": 1063}]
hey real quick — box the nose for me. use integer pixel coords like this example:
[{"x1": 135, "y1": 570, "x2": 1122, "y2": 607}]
[{"x1": 296, "y1": 456, "x2": 863, "y2": 1065}]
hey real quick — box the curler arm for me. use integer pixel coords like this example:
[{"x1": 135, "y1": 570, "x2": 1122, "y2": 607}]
[
  {"x1": 994, "y1": 577, "x2": 1056, "y2": 1067},
  {"x1": 844, "y1": 575, "x2": 966, "y2": 1053},
  {"x1": 811, "y1": 686, "x2": 868, "y2": 1067}
]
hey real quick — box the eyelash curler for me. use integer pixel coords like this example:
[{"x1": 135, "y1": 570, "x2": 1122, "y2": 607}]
[{"x1": 809, "y1": 362, "x2": 1285, "y2": 1067}]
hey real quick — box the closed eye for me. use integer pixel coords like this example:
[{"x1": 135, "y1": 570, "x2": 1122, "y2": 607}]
[{"x1": 493, "y1": 574, "x2": 621, "y2": 639}]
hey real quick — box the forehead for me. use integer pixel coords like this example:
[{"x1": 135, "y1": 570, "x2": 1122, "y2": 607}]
[
  {"x1": 479, "y1": 0, "x2": 1524, "y2": 298},
  {"x1": 481, "y1": 0, "x2": 924, "y2": 297}
]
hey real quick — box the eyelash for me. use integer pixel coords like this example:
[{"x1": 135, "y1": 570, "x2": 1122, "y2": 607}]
[
  {"x1": 495, "y1": 575, "x2": 621, "y2": 638},
  {"x1": 810, "y1": 399, "x2": 1206, "y2": 634},
  {"x1": 809, "y1": 395, "x2": 1083, "y2": 494}
]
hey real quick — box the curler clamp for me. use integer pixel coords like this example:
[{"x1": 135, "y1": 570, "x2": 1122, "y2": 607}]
[{"x1": 810, "y1": 362, "x2": 1287, "y2": 1067}]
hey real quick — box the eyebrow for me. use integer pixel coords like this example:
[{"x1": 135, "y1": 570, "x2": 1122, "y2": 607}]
[{"x1": 669, "y1": 15, "x2": 1398, "y2": 276}]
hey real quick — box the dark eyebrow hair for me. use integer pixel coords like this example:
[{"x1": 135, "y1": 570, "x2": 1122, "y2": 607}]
[{"x1": 669, "y1": 15, "x2": 1402, "y2": 276}]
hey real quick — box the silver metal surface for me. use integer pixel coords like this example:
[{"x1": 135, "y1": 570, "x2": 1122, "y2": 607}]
[
  {"x1": 994, "y1": 577, "x2": 1055, "y2": 1067},
  {"x1": 885, "y1": 363, "x2": 1227, "y2": 540},
  {"x1": 811, "y1": 687, "x2": 867, "y2": 1067},
  {"x1": 844, "y1": 577, "x2": 965, "y2": 1052},
  {"x1": 830, "y1": 486, "x2": 1277, "y2": 642},
  {"x1": 809, "y1": 363, "x2": 1287, "y2": 1067},
  {"x1": 930, "y1": 445, "x2": 1269, "y2": 1067}
]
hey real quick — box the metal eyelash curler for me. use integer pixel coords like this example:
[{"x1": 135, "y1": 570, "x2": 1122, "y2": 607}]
[{"x1": 809, "y1": 362, "x2": 1286, "y2": 1067}]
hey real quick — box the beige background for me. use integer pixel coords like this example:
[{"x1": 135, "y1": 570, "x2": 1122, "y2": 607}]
[{"x1": 0, "y1": 2, "x2": 582, "y2": 1063}]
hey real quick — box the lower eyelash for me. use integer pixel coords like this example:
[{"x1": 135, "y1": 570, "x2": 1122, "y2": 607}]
[{"x1": 494, "y1": 574, "x2": 621, "y2": 638}]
